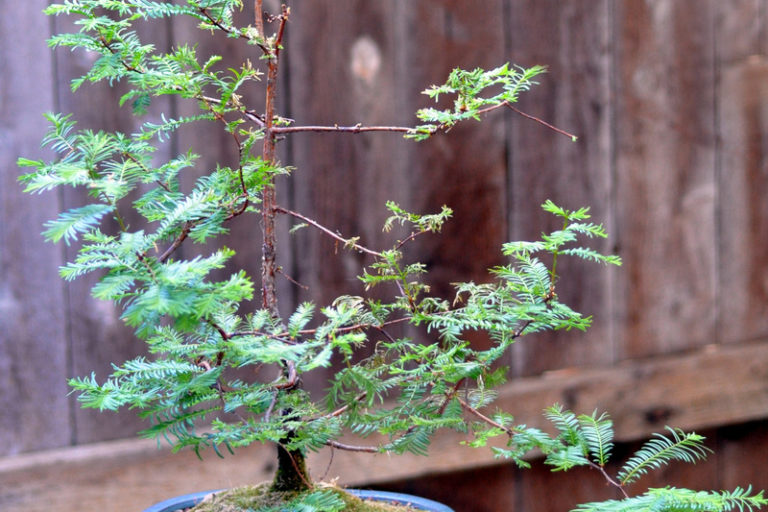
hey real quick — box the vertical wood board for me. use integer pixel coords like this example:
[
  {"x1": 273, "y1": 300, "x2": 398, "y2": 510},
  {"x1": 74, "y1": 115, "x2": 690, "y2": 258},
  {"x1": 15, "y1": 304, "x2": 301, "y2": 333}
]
[
  {"x1": 506, "y1": 0, "x2": 615, "y2": 375},
  {"x1": 0, "y1": 0, "x2": 72, "y2": 456},
  {"x1": 287, "y1": 0, "x2": 412, "y2": 312},
  {"x1": 716, "y1": 0, "x2": 768, "y2": 345},
  {"x1": 407, "y1": 0, "x2": 508, "y2": 304},
  {"x1": 613, "y1": 0, "x2": 718, "y2": 359}
]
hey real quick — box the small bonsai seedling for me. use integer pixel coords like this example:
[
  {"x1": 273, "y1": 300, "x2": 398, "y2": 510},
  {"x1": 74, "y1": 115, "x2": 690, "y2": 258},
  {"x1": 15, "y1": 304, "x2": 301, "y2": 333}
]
[{"x1": 19, "y1": 2, "x2": 768, "y2": 511}]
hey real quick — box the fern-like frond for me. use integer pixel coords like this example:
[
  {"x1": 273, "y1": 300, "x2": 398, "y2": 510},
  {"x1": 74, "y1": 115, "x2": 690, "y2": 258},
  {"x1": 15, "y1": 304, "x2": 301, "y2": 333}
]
[
  {"x1": 384, "y1": 426, "x2": 433, "y2": 456},
  {"x1": 545, "y1": 403, "x2": 586, "y2": 452},
  {"x1": 278, "y1": 489, "x2": 346, "y2": 512},
  {"x1": 545, "y1": 444, "x2": 591, "y2": 471},
  {"x1": 617, "y1": 428, "x2": 712, "y2": 485},
  {"x1": 573, "y1": 487, "x2": 768, "y2": 512},
  {"x1": 42, "y1": 203, "x2": 114, "y2": 244},
  {"x1": 578, "y1": 411, "x2": 614, "y2": 466}
]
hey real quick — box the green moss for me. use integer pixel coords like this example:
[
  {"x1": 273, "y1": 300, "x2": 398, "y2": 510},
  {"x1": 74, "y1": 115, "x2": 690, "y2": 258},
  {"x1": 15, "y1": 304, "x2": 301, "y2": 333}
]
[{"x1": 189, "y1": 483, "x2": 422, "y2": 512}]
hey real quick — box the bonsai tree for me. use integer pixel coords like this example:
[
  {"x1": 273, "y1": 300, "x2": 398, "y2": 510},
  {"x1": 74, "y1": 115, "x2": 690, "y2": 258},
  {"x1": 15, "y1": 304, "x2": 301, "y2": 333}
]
[{"x1": 18, "y1": 1, "x2": 768, "y2": 511}]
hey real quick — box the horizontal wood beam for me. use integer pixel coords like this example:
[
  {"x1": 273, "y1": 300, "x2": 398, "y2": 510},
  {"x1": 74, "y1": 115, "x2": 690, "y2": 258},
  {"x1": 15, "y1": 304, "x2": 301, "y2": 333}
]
[{"x1": 3, "y1": 340, "x2": 767, "y2": 512}]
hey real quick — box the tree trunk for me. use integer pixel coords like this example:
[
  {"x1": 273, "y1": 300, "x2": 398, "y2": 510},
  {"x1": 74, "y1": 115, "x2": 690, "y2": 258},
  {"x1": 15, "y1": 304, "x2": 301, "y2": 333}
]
[{"x1": 271, "y1": 435, "x2": 311, "y2": 492}]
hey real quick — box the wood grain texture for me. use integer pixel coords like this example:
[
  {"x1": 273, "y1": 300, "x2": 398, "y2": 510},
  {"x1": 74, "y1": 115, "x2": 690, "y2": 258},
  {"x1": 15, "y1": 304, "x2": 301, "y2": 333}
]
[
  {"x1": 405, "y1": 0, "x2": 508, "y2": 306},
  {"x1": 716, "y1": 0, "x2": 768, "y2": 345},
  {"x1": 613, "y1": 0, "x2": 718, "y2": 359},
  {"x1": 0, "y1": 0, "x2": 72, "y2": 455},
  {"x1": 506, "y1": 0, "x2": 615, "y2": 375},
  {"x1": 718, "y1": 420, "x2": 768, "y2": 492},
  {"x1": 287, "y1": 0, "x2": 508, "y2": 309},
  {"x1": 284, "y1": 1, "x2": 416, "y2": 392}
]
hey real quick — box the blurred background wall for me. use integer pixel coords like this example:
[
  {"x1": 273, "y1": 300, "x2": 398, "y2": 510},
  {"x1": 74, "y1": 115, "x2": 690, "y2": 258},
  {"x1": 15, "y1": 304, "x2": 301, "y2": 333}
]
[{"x1": 2, "y1": 1, "x2": 768, "y2": 511}]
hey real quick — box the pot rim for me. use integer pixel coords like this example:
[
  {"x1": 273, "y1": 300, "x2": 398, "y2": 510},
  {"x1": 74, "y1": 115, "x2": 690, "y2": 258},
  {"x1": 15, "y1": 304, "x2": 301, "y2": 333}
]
[{"x1": 142, "y1": 488, "x2": 454, "y2": 512}]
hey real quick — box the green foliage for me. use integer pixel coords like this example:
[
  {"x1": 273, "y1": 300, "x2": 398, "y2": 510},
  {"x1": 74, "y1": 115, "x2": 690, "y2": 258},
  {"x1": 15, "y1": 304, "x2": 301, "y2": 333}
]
[
  {"x1": 19, "y1": 2, "x2": 765, "y2": 511},
  {"x1": 485, "y1": 407, "x2": 764, "y2": 512},
  {"x1": 617, "y1": 428, "x2": 712, "y2": 485},
  {"x1": 574, "y1": 487, "x2": 768, "y2": 512},
  {"x1": 408, "y1": 63, "x2": 546, "y2": 140}
]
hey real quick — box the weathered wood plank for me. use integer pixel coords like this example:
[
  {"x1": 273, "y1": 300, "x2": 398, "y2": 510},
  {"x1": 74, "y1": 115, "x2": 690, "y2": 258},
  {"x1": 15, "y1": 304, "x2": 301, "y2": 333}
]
[
  {"x1": 501, "y1": 341, "x2": 768, "y2": 439},
  {"x1": 379, "y1": 464, "x2": 520, "y2": 512},
  {"x1": 405, "y1": 0, "x2": 508, "y2": 310},
  {"x1": 3, "y1": 339, "x2": 767, "y2": 512},
  {"x1": 516, "y1": 463, "x2": 621, "y2": 512},
  {"x1": 286, "y1": 0, "x2": 402, "y2": 287},
  {"x1": 613, "y1": 0, "x2": 718, "y2": 358},
  {"x1": 718, "y1": 420, "x2": 768, "y2": 492},
  {"x1": 0, "y1": 0, "x2": 72, "y2": 456},
  {"x1": 285, "y1": 2, "x2": 509, "y2": 388},
  {"x1": 284, "y1": 1, "x2": 415, "y2": 392},
  {"x1": 287, "y1": 0, "x2": 508, "y2": 306},
  {"x1": 0, "y1": 439, "x2": 275, "y2": 512},
  {"x1": 716, "y1": 0, "x2": 768, "y2": 345},
  {"x1": 506, "y1": 0, "x2": 615, "y2": 375}
]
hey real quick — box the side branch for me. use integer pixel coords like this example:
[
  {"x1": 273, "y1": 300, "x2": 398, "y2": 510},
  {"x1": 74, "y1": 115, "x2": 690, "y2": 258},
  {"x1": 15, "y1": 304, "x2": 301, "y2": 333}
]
[
  {"x1": 503, "y1": 103, "x2": 578, "y2": 140},
  {"x1": 230, "y1": 317, "x2": 409, "y2": 342},
  {"x1": 458, "y1": 397, "x2": 514, "y2": 436},
  {"x1": 326, "y1": 440, "x2": 381, "y2": 453},
  {"x1": 275, "y1": 206, "x2": 383, "y2": 257},
  {"x1": 272, "y1": 124, "x2": 413, "y2": 135},
  {"x1": 269, "y1": 102, "x2": 577, "y2": 141},
  {"x1": 395, "y1": 229, "x2": 433, "y2": 251}
]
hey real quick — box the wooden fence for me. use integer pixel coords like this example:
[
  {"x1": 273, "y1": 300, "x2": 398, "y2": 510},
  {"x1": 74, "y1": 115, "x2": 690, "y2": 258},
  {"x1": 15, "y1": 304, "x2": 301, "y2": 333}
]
[{"x1": 2, "y1": 1, "x2": 768, "y2": 510}]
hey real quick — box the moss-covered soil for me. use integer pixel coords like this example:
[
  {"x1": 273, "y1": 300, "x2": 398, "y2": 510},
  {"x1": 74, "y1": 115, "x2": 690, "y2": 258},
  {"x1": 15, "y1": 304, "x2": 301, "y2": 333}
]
[{"x1": 188, "y1": 483, "x2": 422, "y2": 512}]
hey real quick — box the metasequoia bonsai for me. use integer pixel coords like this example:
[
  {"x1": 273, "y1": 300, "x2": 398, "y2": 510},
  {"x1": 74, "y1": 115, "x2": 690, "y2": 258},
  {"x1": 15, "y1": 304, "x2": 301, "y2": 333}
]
[{"x1": 19, "y1": 2, "x2": 768, "y2": 511}]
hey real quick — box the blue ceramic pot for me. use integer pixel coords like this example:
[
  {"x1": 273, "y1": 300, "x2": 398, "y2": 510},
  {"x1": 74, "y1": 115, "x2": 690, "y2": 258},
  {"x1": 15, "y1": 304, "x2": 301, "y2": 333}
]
[{"x1": 142, "y1": 489, "x2": 454, "y2": 512}]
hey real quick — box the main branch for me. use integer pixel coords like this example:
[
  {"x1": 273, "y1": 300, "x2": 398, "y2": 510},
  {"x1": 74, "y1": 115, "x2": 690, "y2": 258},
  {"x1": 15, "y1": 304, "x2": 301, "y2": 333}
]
[
  {"x1": 260, "y1": 5, "x2": 286, "y2": 319},
  {"x1": 255, "y1": 4, "x2": 312, "y2": 494}
]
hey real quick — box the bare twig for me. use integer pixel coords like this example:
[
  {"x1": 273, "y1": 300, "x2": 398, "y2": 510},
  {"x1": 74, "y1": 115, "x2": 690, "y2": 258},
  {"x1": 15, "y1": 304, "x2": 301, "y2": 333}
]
[
  {"x1": 589, "y1": 462, "x2": 630, "y2": 499},
  {"x1": 437, "y1": 379, "x2": 465, "y2": 416},
  {"x1": 504, "y1": 102, "x2": 578, "y2": 140},
  {"x1": 276, "y1": 266, "x2": 309, "y2": 290},
  {"x1": 273, "y1": 360, "x2": 299, "y2": 390},
  {"x1": 273, "y1": 4, "x2": 289, "y2": 59},
  {"x1": 320, "y1": 447, "x2": 335, "y2": 482},
  {"x1": 325, "y1": 440, "x2": 380, "y2": 453},
  {"x1": 275, "y1": 206, "x2": 383, "y2": 257},
  {"x1": 395, "y1": 229, "x2": 433, "y2": 251},
  {"x1": 268, "y1": 100, "x2": 577, "y2": 142},
  {"x1": 264, "y1": 391, "x2": 278, "y2": 422},
  {"x1": 123, "y1": 152, "x2": 172, "y2": 192},
  {"x1": 272, "y1": 123, "x2": 413, "y2": 135},
  {"x1": 315, "y1": 392, "x2": 368, "y2": 421},
  {"x1": 200, "y1": 96, "x2": 249, "y2": 197},
  {"x1": 157, "y1": 222, "x2": 193, "y2": 263}
]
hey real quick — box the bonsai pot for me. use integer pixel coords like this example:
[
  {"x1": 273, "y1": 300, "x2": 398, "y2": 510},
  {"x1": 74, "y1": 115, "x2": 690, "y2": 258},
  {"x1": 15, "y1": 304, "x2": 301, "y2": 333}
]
[{"x1": 142, "y1": 489, "x2": 454, "y2": 512}]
